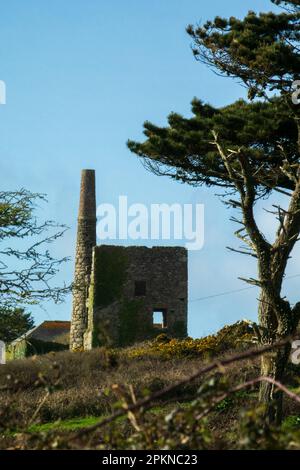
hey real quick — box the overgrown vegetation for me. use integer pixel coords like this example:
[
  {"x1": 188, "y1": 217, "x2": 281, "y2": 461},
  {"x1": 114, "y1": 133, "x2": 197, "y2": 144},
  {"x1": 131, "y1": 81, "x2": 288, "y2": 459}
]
[
  {"x1": 1, "y1": 321, "x2": 300, "y2": 450},
  {"x1": 126, "y1": 321, "x2": 254, "y2": 359}
]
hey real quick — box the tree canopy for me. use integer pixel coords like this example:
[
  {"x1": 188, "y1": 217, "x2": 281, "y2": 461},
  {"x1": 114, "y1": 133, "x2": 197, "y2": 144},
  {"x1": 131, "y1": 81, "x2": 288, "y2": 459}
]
[
  {"x1": 128, "y1": 97, "x2": 298, "y2": 193},
  {"x1": 187, "y1": 0, "x2": 300, "y2": 98},
  {"x1": 0, "y1": 307, "x2": 34, "y2": 343}
]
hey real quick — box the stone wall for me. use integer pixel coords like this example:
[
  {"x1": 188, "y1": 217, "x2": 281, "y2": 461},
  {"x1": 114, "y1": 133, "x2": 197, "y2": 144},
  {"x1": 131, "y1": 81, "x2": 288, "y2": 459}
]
[
  {"x1": 70, "y1": 170, "x2": 96, "y2": 351},
  {"x1": 85, "y1": 245, "x2": 188, "y2": 348}
]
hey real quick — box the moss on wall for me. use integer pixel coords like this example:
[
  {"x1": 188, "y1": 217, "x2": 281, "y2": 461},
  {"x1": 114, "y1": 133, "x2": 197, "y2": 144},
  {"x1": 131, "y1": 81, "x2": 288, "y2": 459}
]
[
  {"x1": 93, "y1": 246, "x2": 128, "y2": 308},
  {"x1": 90, "y1": 246, "x2": 129, "y2": 347},
  {"x1": 6, "y1": 338, "x2": 68, "y2": 361},
  {"x1": 118, "y1": 299, "x2": 145, "y2": 347},
  {"x1": 6, "y1": 340, "x2": 27, "y2": 361},
  {"x1": 89, "y1": 245, "x2": 188, "y2": 348}
]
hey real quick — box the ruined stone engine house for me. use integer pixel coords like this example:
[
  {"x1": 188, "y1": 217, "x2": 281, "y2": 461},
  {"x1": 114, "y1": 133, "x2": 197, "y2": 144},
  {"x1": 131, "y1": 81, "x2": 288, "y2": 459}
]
[{"x1": 70, "y1": 170, "x2": 188, "y2": 351}]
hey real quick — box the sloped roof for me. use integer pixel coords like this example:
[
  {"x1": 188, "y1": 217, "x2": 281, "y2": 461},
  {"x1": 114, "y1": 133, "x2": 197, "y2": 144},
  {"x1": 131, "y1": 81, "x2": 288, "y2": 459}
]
[
  {"x1": 37, "y1": 321, "x2": 70, "y2": 330},
  {"x1": 11, "y1": 321, "x2": 70, "y2": 346}
]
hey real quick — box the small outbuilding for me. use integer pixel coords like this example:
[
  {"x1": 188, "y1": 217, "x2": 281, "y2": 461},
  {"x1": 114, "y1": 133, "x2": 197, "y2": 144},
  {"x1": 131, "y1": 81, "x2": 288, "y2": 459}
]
[{"x1": 6, "y1": 321, "x2": 70, "y2": 360}]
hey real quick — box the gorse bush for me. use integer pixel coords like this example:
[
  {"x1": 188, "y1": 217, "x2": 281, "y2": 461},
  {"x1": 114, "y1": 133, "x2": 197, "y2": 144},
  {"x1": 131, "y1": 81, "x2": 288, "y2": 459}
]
[{"x1": 127, "y1": 321, "x2": 255, "y2": 359}]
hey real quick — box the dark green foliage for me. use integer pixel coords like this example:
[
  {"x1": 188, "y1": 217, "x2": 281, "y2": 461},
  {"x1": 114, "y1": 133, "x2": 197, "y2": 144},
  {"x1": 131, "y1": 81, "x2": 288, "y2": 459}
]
[
  {"x1": 282, "y1": 415, "x2": 300, "y2": 430},
  {"x1": 237, "y1": 406, "x2": 296, "y2": 450},
  {"x1": 187, "y1": 1, "x2": 300, "y2": 98},
  {"x1": 0, "y1": 307, "x2": 34, "y2": 343},
  {"x1": 128, "y1": 97, "x2": 298, "y2": 192}
]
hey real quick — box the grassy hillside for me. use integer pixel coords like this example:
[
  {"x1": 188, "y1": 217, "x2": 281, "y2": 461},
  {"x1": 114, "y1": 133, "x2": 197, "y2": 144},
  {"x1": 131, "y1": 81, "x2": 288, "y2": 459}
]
[{"x1": 0, "y1": 321, "x2": 300, "y2": 450}]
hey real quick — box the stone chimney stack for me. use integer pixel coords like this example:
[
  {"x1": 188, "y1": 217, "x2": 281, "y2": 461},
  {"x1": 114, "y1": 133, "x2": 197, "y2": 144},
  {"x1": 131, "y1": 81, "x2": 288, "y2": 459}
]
[{"x1": 70, "y1": 169, "x2": 96, "y2": 351}]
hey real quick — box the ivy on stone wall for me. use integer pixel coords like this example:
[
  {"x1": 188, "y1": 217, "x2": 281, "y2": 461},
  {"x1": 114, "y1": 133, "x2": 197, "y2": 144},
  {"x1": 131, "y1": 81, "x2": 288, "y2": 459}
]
[
  {"x1": 93, "y1": 246, "x2": 128, "y2": 308},
  {"x1": 118, "y1": 299, "x2": 145, "y2": 347},
  {"x1": 90, "y1": 245, "x2": 187, "y2": 348}
]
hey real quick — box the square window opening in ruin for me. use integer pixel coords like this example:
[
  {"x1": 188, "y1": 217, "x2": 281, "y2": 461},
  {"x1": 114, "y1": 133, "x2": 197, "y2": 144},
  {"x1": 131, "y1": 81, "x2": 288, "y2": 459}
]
[
  {"x1": 153, "y1": 309, "x2": 167, "y2": 329},
  {"x1": 134, "y1": 280, "x2": 146, "y2": 296}
]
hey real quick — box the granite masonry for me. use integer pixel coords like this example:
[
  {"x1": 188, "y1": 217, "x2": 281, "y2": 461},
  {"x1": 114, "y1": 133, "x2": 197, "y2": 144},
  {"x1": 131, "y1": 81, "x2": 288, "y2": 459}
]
[
  {"x1": 70, "y1": 170, "x2": 96, "y2": 350},
  {"x1": 70, "y1": 170, "x2": 188, "y2": 351}
]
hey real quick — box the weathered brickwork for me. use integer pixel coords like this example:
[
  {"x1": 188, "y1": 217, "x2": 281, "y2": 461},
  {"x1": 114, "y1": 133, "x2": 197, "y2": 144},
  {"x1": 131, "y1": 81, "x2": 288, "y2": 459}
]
[
  {"x1": 84, "y1": 245, "x2": 188, "y2": 349},
  {"x1": 70, "y1": 170, "x2": 96, "y2": 351}
]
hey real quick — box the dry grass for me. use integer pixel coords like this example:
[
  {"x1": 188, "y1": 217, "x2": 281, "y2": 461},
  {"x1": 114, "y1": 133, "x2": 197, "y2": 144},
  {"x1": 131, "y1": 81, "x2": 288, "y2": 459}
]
[
  {"x1": 0, "y1": 342, "x2": 259, "y2": 425},
  {"x1": 1, "y1": 322, "x2": 300, "y2": 450}
]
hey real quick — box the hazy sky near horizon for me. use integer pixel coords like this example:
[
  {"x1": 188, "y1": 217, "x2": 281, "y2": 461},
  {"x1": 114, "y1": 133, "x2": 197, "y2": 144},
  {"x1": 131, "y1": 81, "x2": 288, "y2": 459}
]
[{"x1": 1, "y1": 0, "x2": 298, "y2": 337}]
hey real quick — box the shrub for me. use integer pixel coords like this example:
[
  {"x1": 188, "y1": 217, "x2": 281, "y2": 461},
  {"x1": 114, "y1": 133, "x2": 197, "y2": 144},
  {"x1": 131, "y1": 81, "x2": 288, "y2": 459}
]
[{"x1": 126, "y1": 321, "x2": 255, "y2": 360}]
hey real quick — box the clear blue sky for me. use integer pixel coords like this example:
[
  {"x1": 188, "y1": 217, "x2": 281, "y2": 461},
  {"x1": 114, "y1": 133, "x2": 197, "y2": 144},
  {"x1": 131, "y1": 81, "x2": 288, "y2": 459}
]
[{"x1": 1, "y1": 0, "x2": 298, "y2": 337}]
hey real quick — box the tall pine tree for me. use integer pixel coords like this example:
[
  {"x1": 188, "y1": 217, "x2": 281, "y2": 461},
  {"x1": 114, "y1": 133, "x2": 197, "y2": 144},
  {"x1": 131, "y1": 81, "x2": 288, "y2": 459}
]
[{"x1": 128, "y1": 0, "x2": 300, "y2": 423}]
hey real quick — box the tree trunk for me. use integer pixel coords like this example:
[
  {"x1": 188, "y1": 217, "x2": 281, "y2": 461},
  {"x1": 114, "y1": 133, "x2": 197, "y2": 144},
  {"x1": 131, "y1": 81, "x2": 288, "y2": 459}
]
[
  {"x1": 258, "y1": 289, "x2": 293, "y2": 425},
  {"x1": 259, "y1": 344, "x2": 291, "y2": 425}
]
